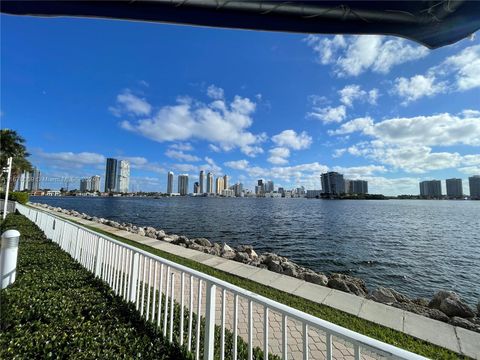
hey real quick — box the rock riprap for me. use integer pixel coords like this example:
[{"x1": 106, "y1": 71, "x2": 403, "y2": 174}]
[{"x1": 32, "y1": 202, "x2": 480, "y2": 333}]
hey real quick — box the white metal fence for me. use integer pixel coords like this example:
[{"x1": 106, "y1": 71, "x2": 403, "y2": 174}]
[
  {"x1": 15, "y1": 203, "x2": 427, "y2": 360},
  {"x1": 0, "y1": 199, "x2": 16, "y2": 215}
]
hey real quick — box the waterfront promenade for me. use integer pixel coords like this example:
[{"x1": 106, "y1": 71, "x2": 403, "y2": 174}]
[{"x1": 22, "y1": 203, "x2": 480, "y2": 359}]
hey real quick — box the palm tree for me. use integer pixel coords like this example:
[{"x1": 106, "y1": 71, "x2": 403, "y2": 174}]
[{"x1": 1, "y1": 129, "x2": 33, "y2": 191}]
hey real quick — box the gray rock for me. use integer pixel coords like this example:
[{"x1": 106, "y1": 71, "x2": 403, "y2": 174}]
[
  {"x1": 328, "y1": 274, "x2": 368, "y2": 297},
  {"x1": 208, "y1": 243, "x2": 222, "y2": 257},
  {"x1": 477, "y1": 301, "x2": 480, "y2": 316},
  {"x1": 188, "y1": 243, "x2": 206, "y2": 252},
  {"x1": 136, "y1": 228, "x2": 145, "y2": 236},
  {"x1": 221, "y1": 250, "x2": 236, "y2": 260},
  {"x1": 234, "y1": 252, "x2": 250, "y2": 263},
  {"x1": 156, "y1": 230, "x2": 166, "y2": 240},
  {"x1": 429, "y1": 291, "x2": 475, "y2": 318},
  {"x1": 413, "y1": 298, "x2": 430, "y2": 307},
  {"x1": 267, "y1": 260, "x2": 283, "y2": 273},
  {"x1": 449, "y1": 316, "x2": 478, "y2": 331},
  {"x1": 303, "y1": 272, "x2": 328, "y2": 286},
  {"x1": 222, "y1": 243, "x2": 233, "y2": 252},
  {"x1": 145, "y1": 226, "x2": 157, "y2": 238},
  {"x1": 368, "y1": 287, "x2": 397, "y2": 304},
  {"x1": 393, "y1": 303, "x2": 450, "y2": 322},
  {"x1": 195, "y1": 238, "x2": 212, "y2": 247},
  {"x1": 282, "y1": 261, "x2": 298, "y2": 277},
  {"x1": 440, "y1": 297, "x2": 475, "y2": 318}
]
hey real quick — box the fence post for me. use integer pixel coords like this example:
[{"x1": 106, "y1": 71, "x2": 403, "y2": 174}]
[
  {"x1": 203, "y1": 281, "x2": 216, "y2": 360},
  {"x1": 1, "y1": 229, "x2": 21, "y2": 289},
  {"x1": 94, "y1": 236, "x2": 104, "y2": 277},
  {"x1": 129, "y1": 252, "x2": 140, "y2": 303}
]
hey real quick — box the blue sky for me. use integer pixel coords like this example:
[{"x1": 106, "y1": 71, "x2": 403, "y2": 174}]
[{"x1": 1, "y1": 15, "x2": 479, "y2": 195}]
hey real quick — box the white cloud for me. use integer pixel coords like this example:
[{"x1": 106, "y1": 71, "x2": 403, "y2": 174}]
[
  {"x1": 441, "y1": 45, "x2": 480, "y2": 91},
  {"x1": 109, "y1": 89, "x2": 152, "y2": 117},
  {"x1": 305, "y1": 35, "x2": 429, "y2": 77},
  {"x1": 224, "y1": 159, "x2": 249, "y2": 170},
  {"x1": 207, "y1": 84, "x2": 225, "y2": 100},
  {"x1": 209, "y1": 144, "x2": 221, "y2": 152},
  {"x1": 328, "y1": 117, "x2": 374, "y2": 135},
  {"x1": 458, "y1": 166, "x2": 480, "y2": 175},
  {"x1": 308, "y1": 105, "x2": 346, "y2": 123},
  {"x1": 37, "y1": 150, "x2": 105, "y2": 165},
  {"x1": 169, "y1": 142, "x2": 193, "y2": 151},
  {"x1": 338, "y1": 85, "x2": 379, "y2": 107},
  {"x1": 271, "y1": 130, "x2": 312, "y2": 150},
  {"x1": 119, "y1": 89, "x2": 265, "y2": 156},
  {"x1": 268, "y1": 147, "x2": 290, "y2": 165},
  {"x1": 331, "y1": 112, "x2": 480, "y2": 146},
  {"x1": 332, "y1": 148, "x2": 347, "y2": 158},
  {"x1": 392, "y1": 45, "x2": 480, "y2": 102},
  {"x1": 165, "y1": 149, "x2": 200, "y2": 162},
  {"x1": 203, "y1": 156, "x2": 222, "y2": 173},
  {"x1": 332, "y1": 165, "x2": 387, "y2": 177},
  {"x1": 393, "y1": 74, "x2": 447, "y2": 104}
]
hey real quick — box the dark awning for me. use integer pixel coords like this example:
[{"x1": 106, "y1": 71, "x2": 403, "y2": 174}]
[{"x1": 1, "y1": 0, "x2": 480, "y2": 49}]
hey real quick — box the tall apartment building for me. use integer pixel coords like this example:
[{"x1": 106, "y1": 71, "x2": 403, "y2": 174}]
[
  {"x1": 223, "y1": 175, "x2": 229, "y2": 190},
  {"x1": 256, "y1": 179, "x2": 264, "y2": 195},
  {"x1": 446, "y1": 178, "x2": 463, "y2": 198},
  {"x1": 346, "y1": 180, "x2": 368, "y2": 194},
  {"x1": 193, "y1": 182, "x2": 200, "y2": 194},
  {"x1": 91, "y1": 175, "x2": 101, "y2": 192},
  {"x1": 80, "y1": 178, "x2": 91, "y2": 192},
  {"x1": 216, "y1": 176, "x2": 224, "y2": 195},
  {"x1": 199, "y1": 170, "x2": 204, "y2": 193},
  {"x1": 321, "y1": 172, "x2": 345, "y2": 195},
  {"x1": 178, "y1": 174, "x2": 189, "y2": 196},
  {"x1": 206, "y1": 172, "x2": 213, "y2": 193},
  {"x1": 233, "y1": 183, "x2": 243, "y2": 197},
  {"x1": 266, "y1": 180, "x2": 274, "y2": 193},
  {"x1": 419, "y1": 180, "x2": 442, "y2": 198},
  {"x1": 29, "y1": 167, "x2": 41, "y2": 191},
  {"x1": 104, "y1": 158, "x2": 118, "y2": 192},
  {"x1": 117, "y1": 160, "x2": 130, "y2": 193},
  {"x1": 167, "y1": 171, "x2": 174, "y2": 194},
  {"x1": 469, "y1": 175, "x2": 480, "y2": 199},
  {"x1": 16, "y1": 171, "x2": 29, "y2": 191}
]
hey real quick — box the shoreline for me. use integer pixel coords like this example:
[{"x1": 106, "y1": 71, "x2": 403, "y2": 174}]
[{"x1": 31, "y1": 201, "x2": 480, "y2": 333}]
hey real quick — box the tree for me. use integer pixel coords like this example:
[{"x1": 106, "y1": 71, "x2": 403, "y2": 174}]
[{"x1": 1, "y1": 129, "x2": 33, "y2": 190}]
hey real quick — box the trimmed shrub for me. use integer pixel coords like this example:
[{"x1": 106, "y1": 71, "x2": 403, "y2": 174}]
[{"x1": 0, "y1": 191, "x2": 29, "y2": 204}]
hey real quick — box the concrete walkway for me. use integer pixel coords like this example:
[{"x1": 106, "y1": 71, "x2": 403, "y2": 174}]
[{"x1": 33, "y1": 205, "x2": 480, "y2": 359}]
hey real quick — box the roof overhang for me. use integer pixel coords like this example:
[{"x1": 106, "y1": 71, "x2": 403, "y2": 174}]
[{"x1": 1, "y1": 1, "x2": 480, "y2": 48}]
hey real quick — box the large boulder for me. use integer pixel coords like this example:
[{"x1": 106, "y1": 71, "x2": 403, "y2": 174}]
[
  {"x1": 281, "y1": 261, "x2": 298, "y2": 277},
  {"x1": 195, "y1": 238, "x2": 212, "y2": 247},
  {"x1": 156, "y1": 230, "x2": 166, "y2": 240},
  {"x1": 328, "y1": 274, "x2": 368, "y2": 297},
  {"x1": 429, "y1": 291, "x2": 475, "y2": 318},
  {"x1": 449, "y1": 317, "x2": 478, "y2": 331},
  {"x1": 393, "y1": 302, "x2": 450, "y2": 322},
  {"x1": 145, "y1": 226, "x2": 157, "y2": 238},
  {"x1": 208, "y1": 243, "x2": 222, "y2": 257},
  {"x1": 369, "y1": 287, "x2": 397, "y2": 304},
  {"x1": 136, "y1": 228, "x2": 146, "y2": 236},
  {"x1": 266, "y1": 260, "x2": 283, "y2": 273},
  {"x1": 234, "y1": 252, "x2": 250, "y2": 263},
  {"x1": 303, "y1": 272, "x2": 328, "y2": 286},
  {"x1": 221, "y1": 243, "x2": 236, "y2": 259}
]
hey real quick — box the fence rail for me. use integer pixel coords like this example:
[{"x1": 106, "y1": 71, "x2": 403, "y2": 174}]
[{"x1": 15, "y1": 203, "x2": 427, "y2": 360}]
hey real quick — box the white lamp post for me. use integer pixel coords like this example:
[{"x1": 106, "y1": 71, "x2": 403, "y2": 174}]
[{"x1": 2, "y1": 157, "x2": 13, "y2": 220}]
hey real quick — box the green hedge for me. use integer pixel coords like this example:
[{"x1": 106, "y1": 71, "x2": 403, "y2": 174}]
[
  {"x1": 0, "y1": 191, "x2": 29, "y2": 204},
  {"x1": 0, "y1": 213, "x2": 189, "y2": 359},
  {"x1": 0, "y1": 213, "x2": 279, "y2": 360}
]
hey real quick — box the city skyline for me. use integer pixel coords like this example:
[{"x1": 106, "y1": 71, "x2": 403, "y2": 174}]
[{"x1": 2, "y1": 15, "x2": 479, "y2": 195}]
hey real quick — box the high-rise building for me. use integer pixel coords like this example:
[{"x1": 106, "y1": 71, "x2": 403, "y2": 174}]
[
  {"x1": 193, "y1": 181, "x2": 200, "y2": 194},
  {"x1": 346, "y1": 180, "x2": 368, "y2": 194},
  {"x1": 206, "y1": 172, "x2": 214, "y2": 193},
  {"x1": 28, "y1": 167, "x2": 41, "y2": 191},
  {"x1": 419, "y1": 180, "x2": 442, "y2": 198},
  {"x1": 256, "y1": 179, "x2": 264, "y2": 195},
  {"x1": 216, "y1": 177, "x2": 224, "y2": 195},
  {"x1": 469, "y1": 175, "x2": 480, "y2": 199},
  {"x1": 91, "y1": 175, "x2": 101, "y2": 192},
  {"x1": 105, "y1": 158, "x2": 118, "y2": 192},
  {"x1": 321, "y1": 172, "x2": 345, "y2": 195},
  {"x1": 223, "y1": 175, "x2": 229, "y2": 190},
  {"x1": 199, "y1": 170, "x2": 204, "y2": 193},
  {"x1": 80, "y1": 178, "x2": 91, "y2": 192},
  {"x1": 167, "y1": 171, "x2": 174, "y2": 194},
  {"x1": 266, "y1": 180, "x2": 274, "y2": 193},
  {"x1": 233, "y1": 182, "x2": 244, "y2": 197},
  {"x1": 16, "y1": 171, "x2": 29, "y2": 191},
  {"x1": 117, "y1": 160, "x2": 130, "y2": 193},
  {"x1": 178, "y1": 174, "x2": 189, "y2": 196},
  {"x1": 446, "y1": 178, "x2": 463, "y2": 198}
]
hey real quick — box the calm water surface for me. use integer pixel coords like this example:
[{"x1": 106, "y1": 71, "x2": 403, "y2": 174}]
[{"x1": 32, "y1": 196, "x2": 480, "y2": 305}]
